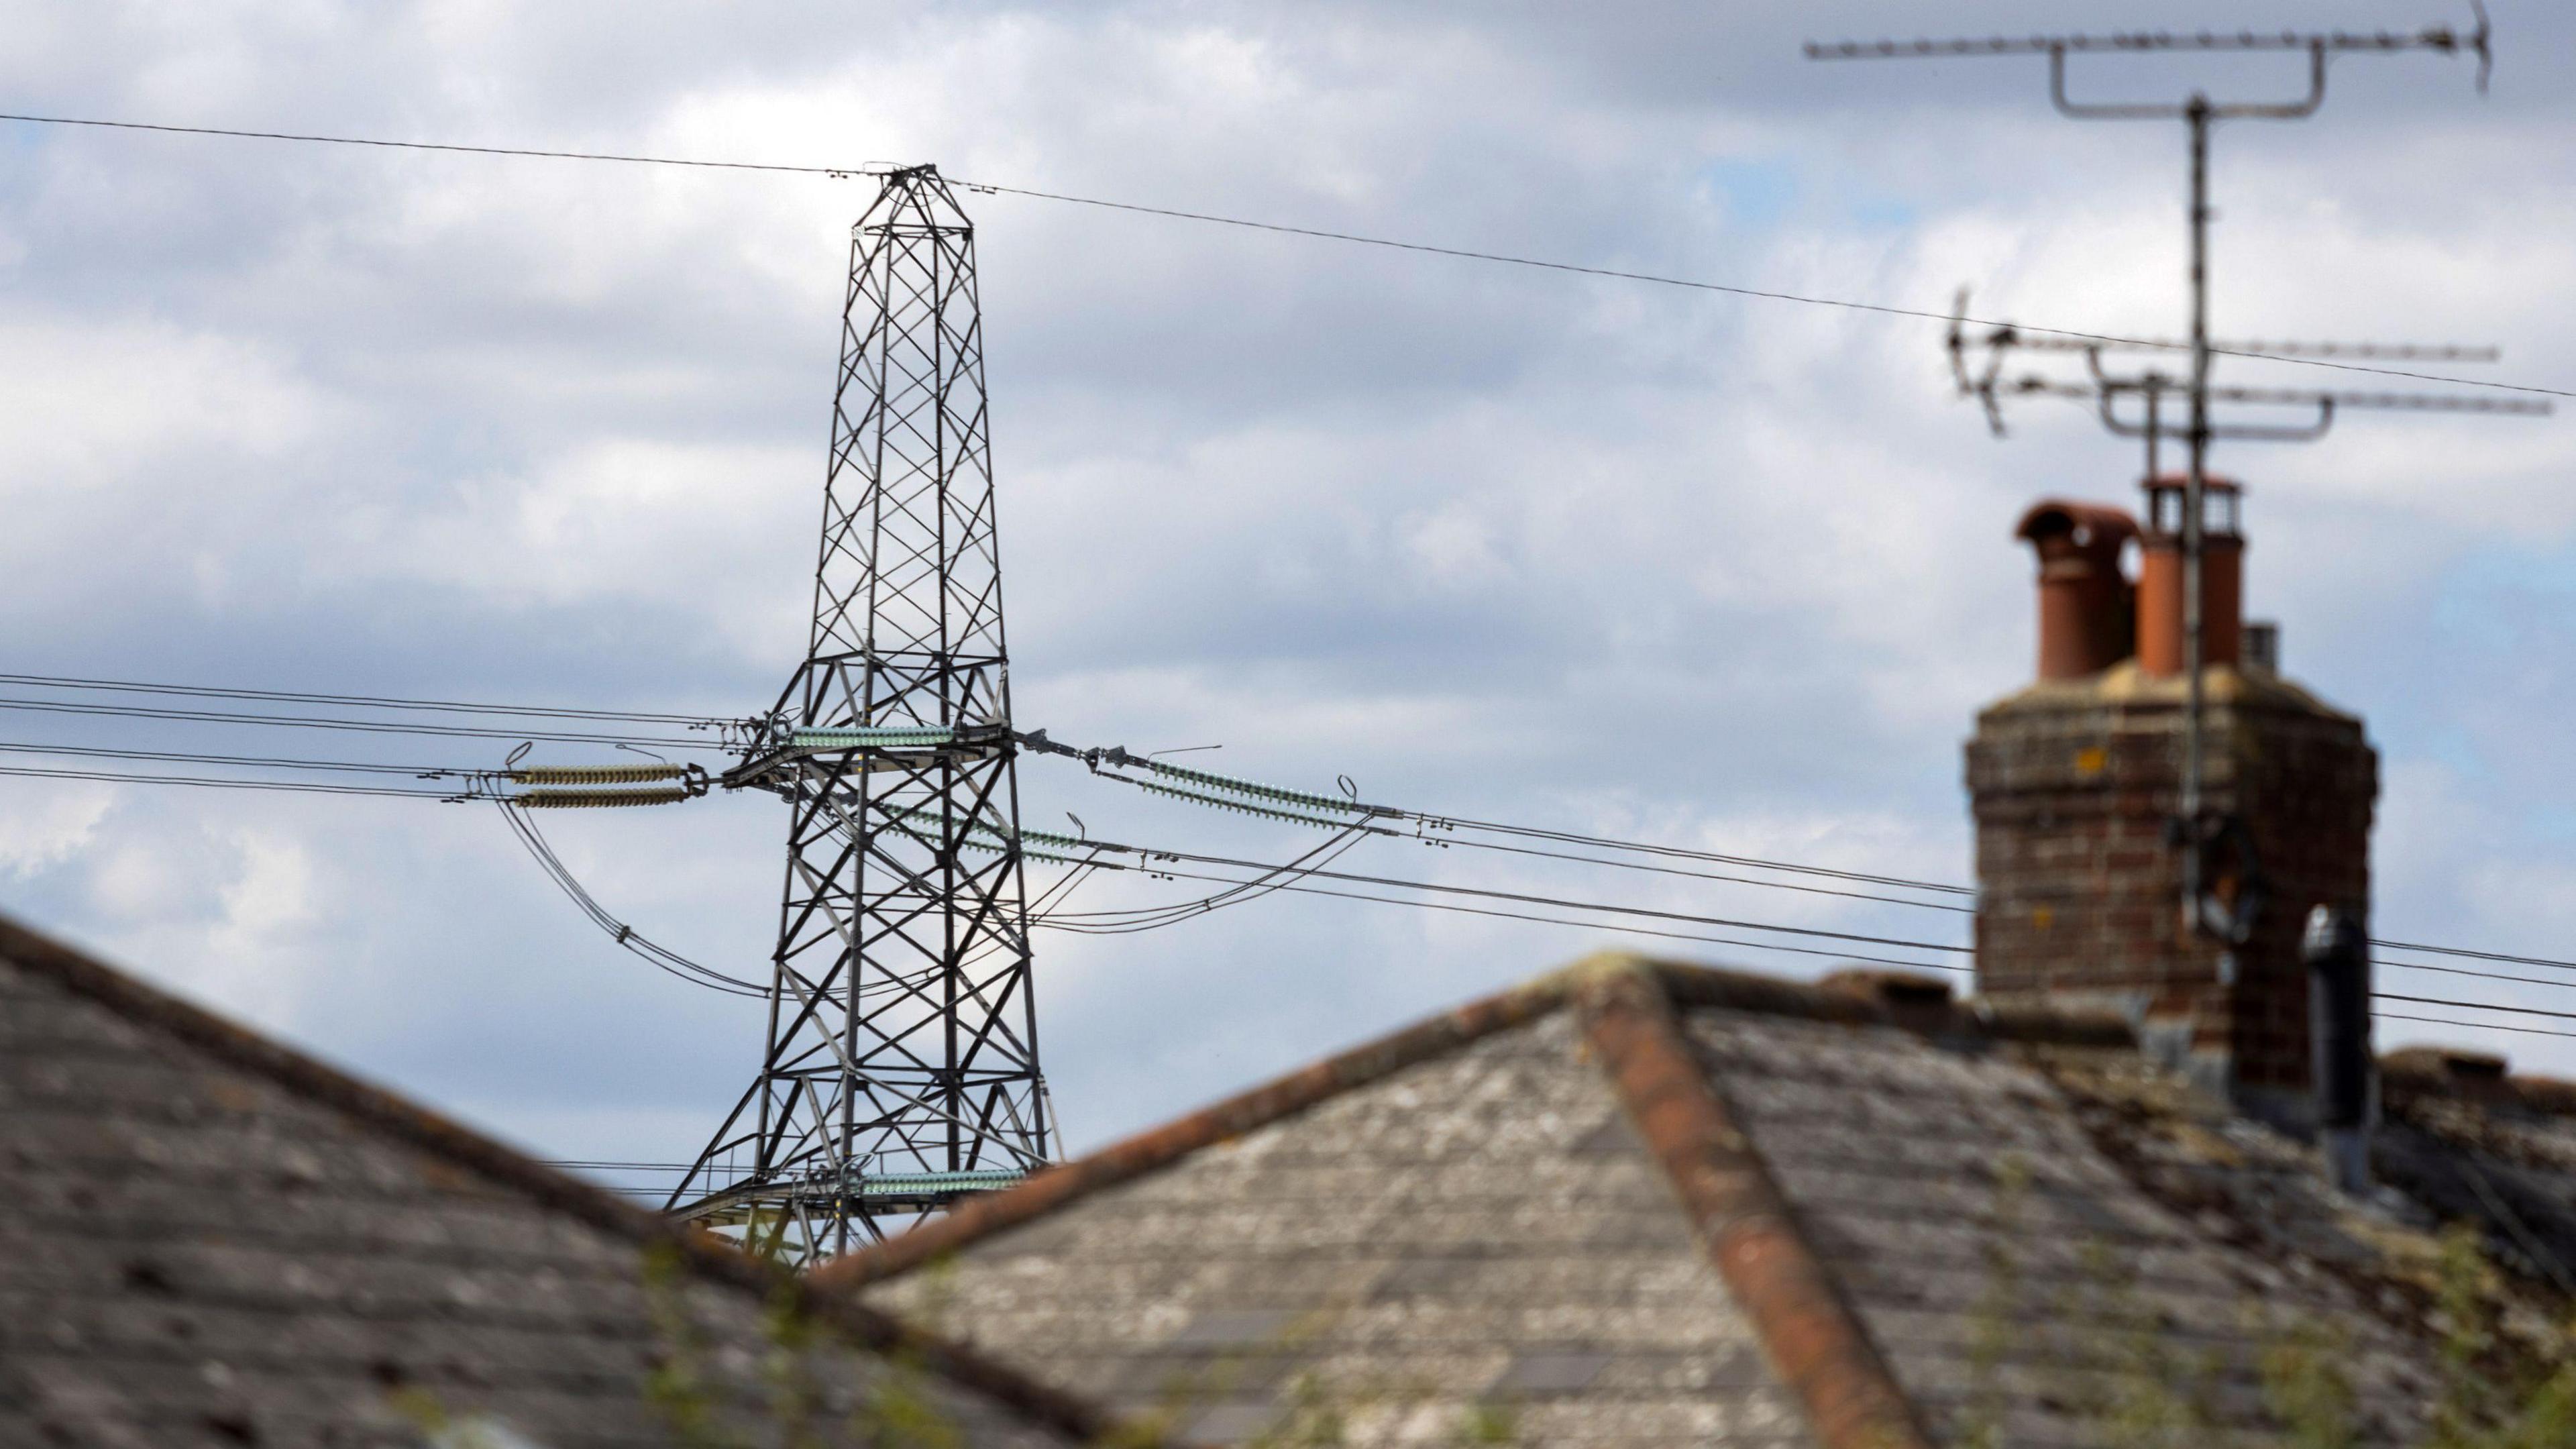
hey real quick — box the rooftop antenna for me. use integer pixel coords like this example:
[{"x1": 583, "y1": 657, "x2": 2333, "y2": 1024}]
[{"x1": 1808, "y1": 6, "x2": 2546, "y2": 951}]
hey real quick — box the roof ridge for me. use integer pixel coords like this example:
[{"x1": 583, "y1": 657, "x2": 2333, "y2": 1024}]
[
  {"x1": 1578, "y1": 961, "x2": 1935, "y2": 1449},
  {"x1": 815, "y1": 961, "x2": 1591, "y2": 1291},
  {"x1": 0, "y1": 912, "x2": 1126, "y2": 1445},
  {"x1": 823, "y1": 953, "x2": 2136, "y2": 1295}
]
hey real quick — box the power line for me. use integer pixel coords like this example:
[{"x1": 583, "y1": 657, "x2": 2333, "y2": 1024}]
[
  {"x1": 0, "y1": 669, "x2": 730, "y2": 727},
  {"x1": 2377, "y1": 1012, "x2": 2576, "y2": 1042},
  {"x1": 1058, "y1": 747, "x2": 2576, "y2": 985},
  {"x1": 2381, "y1": 959, "x2": 2576, "y2": 994},
  {"x1": 2375, "y1": 938, "x2": 2576, "y2": 974},
  {"x1": 0, "y1": 739, "x2": 466, "y2": 778},
  {"x1": 2, "y1": 686, "x2": 2559, "y2": 1002},
  {"x1": 1049, "y1": 841, "x2": 2576, "y2": 1026},
  {"x1": 21, "y1": 746, "x2": 2552, "y2": 1032},
  {"x1": 0, "y1": 694, "x2": 723, "y2": 750},
  {"x1": 1030, "y1": 831, "x2": 1972, "y2": 957},
  {"x1": 1030, "y1": 848, "x2": 1968, "y2": 973},
  {"x1": 0, "y1": 762, "x2": 455, "y2": 799},
  {"x1": 1420, "y1": 813, "x2": 1974, "y2": 900},
  {"x1": 1055, "y1": 745, "x2": 1980, "y2": 899},
  {"x1": 0, "y1": 110, "x2": 883, "y2": 178},
  {"x1": 2375, "y1": 991, "x2": 2576, "y2": 1025},
  {"x1": 966, "y1": 182, "x2": 2567, "y2": 400},
  {"x1": 1, "y1": 109, "x2": 2561, "y2": 400}
]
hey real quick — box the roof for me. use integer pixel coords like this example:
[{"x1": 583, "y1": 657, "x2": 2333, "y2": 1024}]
[
  {"x1": 0, "y1": 912, "x2": 1132, "y2": 1449},
  {"x1": 822, "y1": 955, "x2": 2576, "y2": 1448}
]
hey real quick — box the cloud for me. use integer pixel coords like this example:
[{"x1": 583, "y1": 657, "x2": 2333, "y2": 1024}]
[{"x1": 5, "y1": 0, "x2": 2575, "y2": 1173}]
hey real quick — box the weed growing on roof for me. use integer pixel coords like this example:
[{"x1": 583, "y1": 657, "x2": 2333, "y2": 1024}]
[
  {"x1": 641, "y1": 1242, "x2": 735, "y2": 1448},
  {"x1": 641, "y1": 1240, "x2": 969, "y2": 1449},
  {"x1": 2257, "y1": 1314, "x2": 2359, "y2": 1449},
  {"x1": 1958, "y1": 1155, "x2": 2033, "y2": 1449},
  {"x1": 386, "y1": 1385, "x2": 534, "y2": 1448},
  {"x1": 1453, "y1": 1401, "x2": 1518, "y2": 1444},
  {"x1": 1070, "y1": 1296, "x2": 1527, "y2": 1446},
  {"x1": 2423, "y1": 1222, "x2": 2576, "y2": 1449},
  {"x1": 2079, "y1": 1236, "x2": 2229, "y2": 1448},
  {"x1": 761, "y1": 1281, "x2": 828, "y2": 1449}
]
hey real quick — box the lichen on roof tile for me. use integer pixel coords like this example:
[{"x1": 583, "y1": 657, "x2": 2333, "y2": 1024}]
[{"x1": 868, "y1": 1006, "x2": 1814, "y2": 1446}]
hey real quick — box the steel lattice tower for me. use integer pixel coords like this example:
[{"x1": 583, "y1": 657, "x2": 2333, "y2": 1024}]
[{"x1": 669, "y1": 166, "x2": 1051, "y2": 1258}]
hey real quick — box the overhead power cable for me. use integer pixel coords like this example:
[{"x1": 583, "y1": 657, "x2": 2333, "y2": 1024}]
[
  {"x1": 498, "y1": 800, "x2": 768, "y2": 998},
  {"x1": 0, "y1": 762, "x2": 455, "y2": 799},
  {"x1": 0, "y1": 694, "x2": 723, "y2": 749},
  {"x1": 1094, "y1": 762, "x2": 1975, "y2": 914},
  {"x1": 0, "y1": 111, "x2": 882, "y2": 178},
  {"x1": 2375, "y1": 991, "x2": 2576, "y2": 1025},
  {"x1": 493, "y1": 802, "x2": 935, "y2": 1004},
  {"x1": 1027, "y1": 843, "x2": 2576, "y2": 1029},
  {"x1": 2380, "y1": 959, "x2": 2576, "y2": 994},
  {"x1": 1023, "y1": 847, "x2": 1968, "y2": 973},
  {"x1": 1421, "y1": 813, "x2": 1973, "y2": 899},
  {"x1": 0, "y1": 109, "x2": 2561, "y2": 400},
  {"x1": 1048, "y1": 741, "x2": 1976, "y2": 902},
  {"x1": 2377, "y1": 1013, "x2": 2576, "y2": 1042},
  {"x1": 1058, "y1": 743, "x2": 2576, "y2": 996},
  {"x1": 0, "y1": 739, "x2": 467, "y2": 779},
  {"x1": 2375, "y1": 938, "x2": 2576, "y2": 974},
  {"x1": 1042, "y1": 832, "x2": 1972, "y2": 957},
  {"x1": 0, "y1": 669, "x2": 729, "y2": 727}
]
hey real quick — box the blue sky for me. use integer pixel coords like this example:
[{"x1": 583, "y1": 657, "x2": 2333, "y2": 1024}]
[{"x1": 3, "y1": 0, "x2": 2573, "y2": 1187}]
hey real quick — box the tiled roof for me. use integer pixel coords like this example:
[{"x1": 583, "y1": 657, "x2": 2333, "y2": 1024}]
[
  {"x1": 827, "y1": 955, "x2": 2576, "y2": 1448},
  {"x1": 0, "y1": 914, "x2": 1127, "y2": 1448}
]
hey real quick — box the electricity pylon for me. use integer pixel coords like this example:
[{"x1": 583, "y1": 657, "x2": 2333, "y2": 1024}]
[{"x1": 668, "y1": 165, "x2": 1052, "y2": 1259}]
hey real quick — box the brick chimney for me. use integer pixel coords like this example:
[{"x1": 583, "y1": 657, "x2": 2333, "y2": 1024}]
[{"x1": 1966, "y1": 476, "x2": 2377, "y2": 1121}]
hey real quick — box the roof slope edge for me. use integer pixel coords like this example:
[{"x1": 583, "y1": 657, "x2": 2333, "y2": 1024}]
[{"x1": 0, "y1": 913, "x2": 1124, "y2": 1446}]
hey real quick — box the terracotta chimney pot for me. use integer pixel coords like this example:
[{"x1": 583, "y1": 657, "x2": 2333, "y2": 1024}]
[
  {"x1": 2014, "y1": 500, "x2": 2139, "y2": 681},
  {"x1": 2137, "y1": 474, "x2": 2245, "y2": 676}
]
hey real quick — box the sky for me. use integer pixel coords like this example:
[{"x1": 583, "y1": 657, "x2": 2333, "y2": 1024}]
[{"x1": 4, "y1": 0, "x2": 2575, "y2": 1189}]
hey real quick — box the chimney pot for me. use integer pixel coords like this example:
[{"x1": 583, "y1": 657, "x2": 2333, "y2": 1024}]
[
  {"x1": 2015, "y1": 500, "x2": 2139, "y2": 681},
  {"x1": 2304, "y1": 905, "x2": 2373, "y2": 1195},
  {"x1": 2244, "y1": 621, "x2": 2280, "y2": 673},
  {"x1": 2137, "y1": 474, "x2": 2245, "y2": 677}
]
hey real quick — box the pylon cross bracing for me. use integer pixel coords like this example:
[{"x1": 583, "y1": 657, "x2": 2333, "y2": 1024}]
[{"x1": 668, "y1": 166, "x2": 1051, "y2": 1260}]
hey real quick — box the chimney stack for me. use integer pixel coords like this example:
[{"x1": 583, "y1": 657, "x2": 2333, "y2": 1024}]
[{"x1": 1967, "y1": 474, "x2": 2377, "y2": 1120}]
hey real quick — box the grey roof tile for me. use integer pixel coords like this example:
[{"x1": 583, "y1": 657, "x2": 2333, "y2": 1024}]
[
  {"x1": 0, "y1": 915, "x2": 1114, "y2": 1448},
  {"x1": 845, "y1": 955, "x2": 2576, "y2": 1448},
  {"x1": 867, "y1": 1006, "x2": 1814, "y2": 1447}
]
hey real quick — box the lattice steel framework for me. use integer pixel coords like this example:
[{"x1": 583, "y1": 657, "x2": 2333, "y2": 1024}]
[{"x1": 668, "y1": 166, "x2": 1051, "y2": 1258}]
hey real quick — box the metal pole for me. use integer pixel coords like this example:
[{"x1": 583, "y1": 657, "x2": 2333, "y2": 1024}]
[
  {"x1": 2181, "y1": 96, "x2": 2212, "y2": 935},
  {"x1": 2144, "y1": 378, "x2": 2161, "y2": 486}
]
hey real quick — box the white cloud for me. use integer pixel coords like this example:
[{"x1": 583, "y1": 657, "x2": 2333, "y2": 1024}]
[{"x1": 7, "y1": 0, "x2": 2575, "y2": 1159}]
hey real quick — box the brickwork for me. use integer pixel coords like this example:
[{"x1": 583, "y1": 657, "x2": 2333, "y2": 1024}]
[{"x1": 1966, "y1": 663, "x2": 2375, "y2": 1111}]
